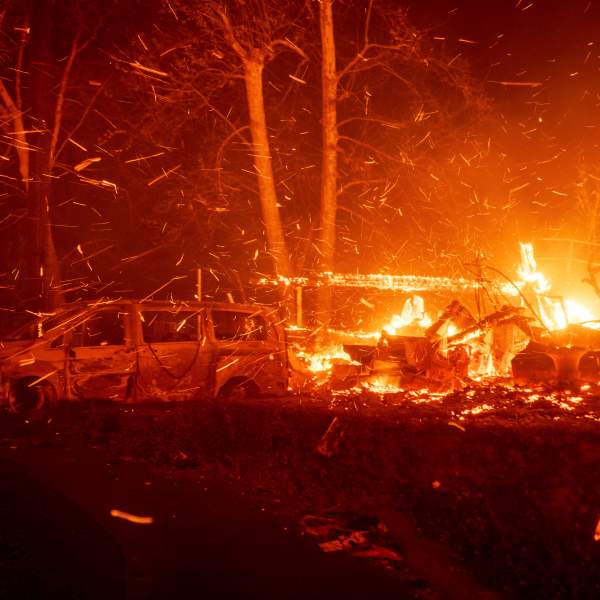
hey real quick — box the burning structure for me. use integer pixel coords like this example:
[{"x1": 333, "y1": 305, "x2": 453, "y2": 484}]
[{"x1": 275, "y1": 243, "x2": 600, "y2": 393}]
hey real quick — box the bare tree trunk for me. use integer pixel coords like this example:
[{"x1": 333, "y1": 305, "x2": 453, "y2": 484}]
[
  {"x1": 243, "y1": 52, "x2": 291, "y2": 278},
  {"x1": 26, "y1": 0, "x2": 63, "y2": 310},
  {"x1": 317, "y1": 0, "x2": 338, "y2": 336}
]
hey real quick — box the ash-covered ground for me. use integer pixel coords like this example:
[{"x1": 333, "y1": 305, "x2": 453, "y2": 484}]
[{"x1": 1, "y1": 385, "x2": 599, "y2": 599}]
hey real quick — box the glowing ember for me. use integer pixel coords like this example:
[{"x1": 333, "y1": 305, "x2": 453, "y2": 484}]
[
  {"x1": 363, "y1": 376, "x2": 403, "y2": 394},
  {"x1": 258, "y1": 272, "x2": 489, "y2": 292},
  {"x1": 460, "y1": 403, "x2": 494, "y2": 415}
]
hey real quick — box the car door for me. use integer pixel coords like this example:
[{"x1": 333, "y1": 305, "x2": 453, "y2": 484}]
[
  {"x1": 135, "y1": 306, "x2": 211, "y2": 400},
  {"x1": 66, "y1": 307, "x2": 136, "y2": 401},
  {"x1": 209, "y1": 308, "x2": 288, "y2": 395}
]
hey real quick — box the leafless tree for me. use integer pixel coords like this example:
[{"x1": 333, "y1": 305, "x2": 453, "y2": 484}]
[
  {"x1": 116, "y1": 0, "x2": 495, "y2": 314},
  {"x1": 313, "y1": 0, "x2": 493, "y2": 331},
  {"x1": 316, "y1": 0, "x2": 337, "y2": 333},
  {"x1": 0, "y1": 0, "x2": 100, "y2": 309},
  {"x1": 127, "y1": 0, "x2": 310, "y2": 279}
]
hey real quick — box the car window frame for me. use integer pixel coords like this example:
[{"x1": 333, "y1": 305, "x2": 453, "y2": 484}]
[
  {"x1": 138, "y1": 307, "x2": 205, "y2": 345},
  {"x1": 208, "y1": 308, "x2": 274, "y2": 343},
  {"x1": 61, "y1": 307, "x2": 132, "y2": 349}
]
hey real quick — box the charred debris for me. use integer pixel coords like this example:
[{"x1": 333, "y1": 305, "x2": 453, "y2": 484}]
[{"x1": 280, "y1": 252, "x2": 600, "y2": 393}]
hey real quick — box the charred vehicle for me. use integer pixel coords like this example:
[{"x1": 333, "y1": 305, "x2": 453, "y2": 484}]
[
  {"x1": 511, "y1": 324, "x2": 600, "y2": 386},
  {"x1": 0, "y1": 300, "x2": 288, "y2": 411}
]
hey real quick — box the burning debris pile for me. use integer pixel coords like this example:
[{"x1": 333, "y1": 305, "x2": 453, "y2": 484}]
[{"x1": 285, "y1": 243, "x2": 600, "y2": 393}]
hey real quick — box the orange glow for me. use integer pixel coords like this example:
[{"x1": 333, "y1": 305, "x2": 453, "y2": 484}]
[
  {"x1": 258, "y1": 272, "x2": 487, "y2": 293},
  {"x1": 295, "y1": 346, "x2": 356, "y2": 374},
  {"x1": 518, "y1": 242, "x2": 551, "y2": 294},
  {"x1": 382, "y1": 295, "x2": 432, "y2": 335},
  {"x1": 286, "y1": 243, "x2": 600, "y2": 388},
  {"x1": 363, "y1": 377, "x2": 403, "y2": 394},
  {"x1": 518, "y1": 242, "x2": 600, "y2": 331}
]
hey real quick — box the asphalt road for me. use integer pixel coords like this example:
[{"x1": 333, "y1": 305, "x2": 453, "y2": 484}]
[{"x1": 0, "y1": 441, "x2": 414, "y2": 600}]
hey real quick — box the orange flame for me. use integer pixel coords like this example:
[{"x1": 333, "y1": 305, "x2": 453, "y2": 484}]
[
  {"x1": 518, "y1": 242, "x2": 600, "y2": 331},
  {"x1": 294, "y1": 346, "x2": 356, "y2": 374},
  {"x1": 382, "y1": 295, "x2": 432, "y2": 335}
]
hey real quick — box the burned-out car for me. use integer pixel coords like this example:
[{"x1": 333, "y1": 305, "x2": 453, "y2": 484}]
[
  {"x1": 511, "y1": 323, "x2": 600, "y2": 386},
  {"x1": 0, "y1": 300, "x2": 289, "y2": 411}
]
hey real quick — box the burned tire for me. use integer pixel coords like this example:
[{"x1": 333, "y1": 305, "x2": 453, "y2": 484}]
[
  {"x1": 218, "y1": 378, "x2": 260, "y2": 400},
  {"x1": 9, "y1": 378, "x2": 57, "y2": 414},
  {"x1": 579, "y1": 351, "x2": 600, "y2": 381},
  {"x1": 511, "y1": 351, "x2": 556, "y2": 384}
]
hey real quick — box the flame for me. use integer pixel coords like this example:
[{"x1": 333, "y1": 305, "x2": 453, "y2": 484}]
[
  {"x1": 382, "y1": 295, "x2": 432, "y2": 335},
  {"x1": 564, "y1": 300, "x2": 600, "y2": 329},
  {"x1": 288, "y1": 243, "x2": 600, "y2": 389},
  {"x1": 363, "y1": 377, "x2": 403, "y2": 394},
  {"x1": 518, "y1": 242, "x2": 600, "y2": 331},
  {"x1": 518, "y1": 242, "x2": 551, "y2": 294},
  {"x1": 295, "y1": 346, "x2": 355, "y2": 373}
]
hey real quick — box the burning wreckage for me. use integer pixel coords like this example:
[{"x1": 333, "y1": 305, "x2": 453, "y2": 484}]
[
  {"x1": 341, "y1": 301, "x2": 533, "y2": 392},
  {"x1": 3, "y1": 243, "x2": 600, "y2": 411},
  {"x1": 279, "y1": 243, "x2": 600, "y2": 392}
]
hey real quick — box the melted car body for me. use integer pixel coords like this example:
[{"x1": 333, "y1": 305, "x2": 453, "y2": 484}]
[{"x1": 0, "y1": 300, "x2": 288, "y2": 410}]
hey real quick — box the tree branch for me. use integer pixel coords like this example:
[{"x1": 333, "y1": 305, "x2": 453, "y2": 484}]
[
  {"x1": 337, "y1": 41, "x2": 413, "y2": 83},
  {"x1": 192, "y1": 85, "x2": 249, "y2": 138},
  {"x1": 336, "y1": 0, "x2": 374, "y2": 83},
  {"x1": 337, "y1": 177, "x2": 388, "y2": 196},
  {"x1": 55, "y1": 77, "x2": 107, "y2": 161},
  {"x1": 268, "y1": 37, "x2": 308, "y2": 61},
  {"x1": 15, "y1": 16, "x2": 27, "y2": 118},
  {"x1": 49, "y1": 31, "x2": 80, "y2": 169},
  {"x1": 338, "y1": 134, "x2": 407, "y2": 165},
  {"x1": 213, "y1": 5, "x2": 247, "y2": 61},
  {"x1": 364, "y1": 0, "x2": 373, "y2": 46},
  {"x1": 337, "y1": 116, "x2": 411, "y2": 130}
]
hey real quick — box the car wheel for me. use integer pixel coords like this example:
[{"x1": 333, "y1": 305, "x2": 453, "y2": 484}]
[{"x1": 10, "y1": 378, "x2": 57, "y2": 414}]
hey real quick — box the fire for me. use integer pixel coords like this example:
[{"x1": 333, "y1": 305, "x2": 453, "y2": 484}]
[
  {"x1": 258, "y1": 272, "x2": 488, "y2": 292},
  {"x1": 518, "y1": 242, "x2": 600, "y2": 331},
  {"x1": 382, "y1": 295, "x2": 432, "y2": 335},
  {"x1": 363, "y1": 377, "x2": 403, "y2": 394},
  {"x1": 286, "y1": 242, "x2": 600, "y2": 392},
  {"x1": 460, "y1": 403, "x2": 494, "y2": 415},
  {"x1": 564, "y1": 300, "x2": 600, "y2": 329},
  {"x1": 295, "y1": 346, "x2": 355, "y2": 373},
  {"x1": 518, "y1": 242, "x2": 551, "y2": 294}
]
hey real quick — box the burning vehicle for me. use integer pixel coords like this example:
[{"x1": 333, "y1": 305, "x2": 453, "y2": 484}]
[
  {"x1": 0, "y1": 300, "x2": 288, "y2": 412},
  {"x1": 281, "y1": 243, "x2": 600, "y2": 392},
  {"x1": 330, "y1": 298, "x2": 534, "y2": 393}
]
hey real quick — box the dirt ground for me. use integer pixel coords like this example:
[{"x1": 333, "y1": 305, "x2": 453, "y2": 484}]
[{"x1": 2, "y1": 383, "x2": 599, "y2": 599}]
